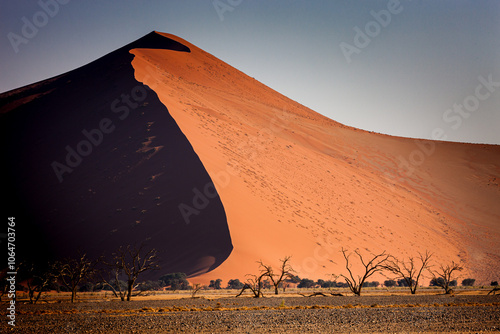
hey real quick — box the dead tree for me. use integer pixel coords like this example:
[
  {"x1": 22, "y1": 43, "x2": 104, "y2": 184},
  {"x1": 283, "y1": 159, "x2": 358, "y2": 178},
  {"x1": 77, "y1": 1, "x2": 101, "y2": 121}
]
[
  {"x1": 258, "y1": 256, "x2": 295, "y2": 295},
  {"x1": 384, "y1": 251, "x2": 432, "y2": 294},
  {"x1": 236, "y1": 272, "x2": 267, "y2": 298},
  {"x1": 299, "y1": 292, "x2": 328, "y2": 297},
  {"x1": 101, "y1": 244, "x2": 159, "y2": 301},
  {"x1": 21, "y1": 261, "x2": 58, "y2": 304},
  {"x1": 100, "y1": 267, "x2": 127, "y2": 301},
  {"x1": 340, "y1": 248, "x2": 390, "y2": 296},
  {"x1": 488, "y1": 286, "x2": 500, "y2": 295},
  {"x1": 191, "y1": 283, "x2": 203, "y2": 298},
  {"x1": 57, "y1": 253, "x2": 95, "y2": 303},
  {"x1": 430, "y1": 261, "x2": 463, "y2": 294}
]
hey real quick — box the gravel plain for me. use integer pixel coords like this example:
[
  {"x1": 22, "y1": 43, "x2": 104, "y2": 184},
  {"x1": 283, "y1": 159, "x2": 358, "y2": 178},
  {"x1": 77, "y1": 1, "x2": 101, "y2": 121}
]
[{"x1": 1, "y1": 294, "x2": 499, "y2": 333}]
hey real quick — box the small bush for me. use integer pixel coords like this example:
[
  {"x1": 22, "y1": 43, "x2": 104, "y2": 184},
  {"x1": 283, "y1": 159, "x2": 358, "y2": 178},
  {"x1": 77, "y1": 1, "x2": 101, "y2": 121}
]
[
  {"x1": 384, "y1": 280, "x2": 397, "y2": 287},
  {"x1": 317, "y1": 279, "x2": 337, "y2": 288},
  {"x1": 363, "y1": 281, "x2": 380, "y2": 287},
  {"x1": 461, "y1": 278, "x2": 475, "y2": 287},
  {"x1": 209, "y1": 279, "x2": 222, "y2": 290},
  {"x1": 226, "y1": 279, "x2": 244, "y2": 289},
  {"x1": 160, "y1": 273, "x2": 190, "y2": 290},
  {"x1": 298, "y1": 278, "x2": 315, "y2": 288}
]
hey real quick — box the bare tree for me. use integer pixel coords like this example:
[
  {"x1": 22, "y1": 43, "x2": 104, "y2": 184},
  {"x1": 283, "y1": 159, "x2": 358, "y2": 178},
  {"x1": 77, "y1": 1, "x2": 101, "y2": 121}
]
[
  {"x1": 430, "y1": 261, "x2": 463, "y2": 294},
  {"x1": 488, "y1": 286, "x2": 500, "y2": 295},
  {"x1": 191, "y1": 283, "x2": 203, "y2": 298},
  {"x1": 101, "y1": 244, "x2": 160, "y2": 301},
  {"x1": 21, "y1": 261, "x2": 58, "y2": 304},
  {"x1": 384, "y1": 251, "x2": 432, "y2": 294},
  {"x1": 100, "y1": 266, "x2": 127, "y2": 301},
  {"x1": 236, "y1": 272, "x2": 267, "y2": 298},
  {"x1": 57, "y1": 253, "x2": 95, "y2": 303},
  {"x1": 340, "y1": 248, "x2": 390, "y2": 296},
  {"x1": 258, "y1": 256, "x2": 295, "y2": 295}
]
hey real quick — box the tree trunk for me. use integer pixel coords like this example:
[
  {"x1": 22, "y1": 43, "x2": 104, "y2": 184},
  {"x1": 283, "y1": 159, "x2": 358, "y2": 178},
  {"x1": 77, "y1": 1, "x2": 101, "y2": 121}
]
[
  {"x1": 71, "y1": 287, "x2": 77, "y2": 303},
  {"x1": 126, "y1": 280, "x2": 134, "y2": 301},
  {"x1": 34, "y1": 289, "x2": 43, "y2": 304}
]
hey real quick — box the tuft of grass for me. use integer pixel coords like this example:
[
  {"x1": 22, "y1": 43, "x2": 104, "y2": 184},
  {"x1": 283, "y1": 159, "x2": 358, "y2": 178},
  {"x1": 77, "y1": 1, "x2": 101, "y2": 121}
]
[
  {"x1": 158, "y1": 307, "x2": 171, "y2": 312},
  {"x1": 139, "y1": 307, "x2": 156, "y2": 313}
]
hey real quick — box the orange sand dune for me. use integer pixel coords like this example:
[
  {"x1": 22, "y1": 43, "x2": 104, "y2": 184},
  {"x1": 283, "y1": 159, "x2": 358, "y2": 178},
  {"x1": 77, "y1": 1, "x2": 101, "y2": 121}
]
[{"x1": 131, "y1": 32, "x2": 500, "y2": 284}]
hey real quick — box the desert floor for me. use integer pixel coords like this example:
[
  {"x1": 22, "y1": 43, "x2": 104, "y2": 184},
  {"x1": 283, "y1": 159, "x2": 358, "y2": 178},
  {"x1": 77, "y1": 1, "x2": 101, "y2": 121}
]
[{"x1": 1, "y1": 288, "x2": 499, "y2": 333}]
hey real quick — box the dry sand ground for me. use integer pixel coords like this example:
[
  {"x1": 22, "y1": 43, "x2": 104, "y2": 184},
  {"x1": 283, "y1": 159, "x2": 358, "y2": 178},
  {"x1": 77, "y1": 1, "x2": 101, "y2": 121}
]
[{"x1": 1, "y1": 290, "x2": 499, "y2": 333}]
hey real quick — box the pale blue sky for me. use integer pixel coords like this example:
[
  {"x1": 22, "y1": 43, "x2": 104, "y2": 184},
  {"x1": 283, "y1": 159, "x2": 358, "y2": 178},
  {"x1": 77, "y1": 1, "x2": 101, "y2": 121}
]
[{"x1": 1, "y1": 0, "x2": 499, "y2": 144}]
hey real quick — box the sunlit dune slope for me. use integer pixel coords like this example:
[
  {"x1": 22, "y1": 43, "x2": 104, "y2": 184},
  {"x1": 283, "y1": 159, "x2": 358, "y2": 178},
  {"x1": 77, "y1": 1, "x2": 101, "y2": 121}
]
[{"x1": 131, "y1": 32, "x2": 500, "y2": 284}]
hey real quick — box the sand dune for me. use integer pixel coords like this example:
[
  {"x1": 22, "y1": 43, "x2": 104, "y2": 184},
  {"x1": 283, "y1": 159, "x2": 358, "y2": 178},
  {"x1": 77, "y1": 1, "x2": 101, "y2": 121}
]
[
  {"x1": 1, "y1": 32, "x2": 232, "y2": 278},
  {"x1": 131, "y1": 32, "x2": 500, "y2": 284},
  {"x1": 2, "y1": 31, "x2": 499, "y2": 285}
]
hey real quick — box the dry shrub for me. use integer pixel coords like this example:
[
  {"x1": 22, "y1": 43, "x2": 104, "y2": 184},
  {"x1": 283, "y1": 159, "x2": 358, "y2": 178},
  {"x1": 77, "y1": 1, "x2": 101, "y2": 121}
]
[{"x1": 139, "y1": 307, "x2": 156, "y2": 312}]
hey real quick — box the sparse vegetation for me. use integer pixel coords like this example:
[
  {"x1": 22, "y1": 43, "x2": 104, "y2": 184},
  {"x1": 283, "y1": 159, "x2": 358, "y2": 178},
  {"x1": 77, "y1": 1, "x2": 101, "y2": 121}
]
[
  {"x1": 461, "y1": 278, "x2": 475, "y2": 287},
  {"x1": 236, "y1": 265, "x2": 267, "y2": 298},
  {"x1": 160, "y1": 272, "x2": 190, "y2": 290},
  {"x1": 6, "y1": 294, "x2": 499, "y2": 333},
  {"x1": 384, "y1": 251, "x2": 432, "y2": 294},
  {"x1": 227, "y1": 278, "x2": 244, "y2": 289},
  {"x1": 100, "y1": 244, "x2": 160, "y2": 301},
  {"x1": 209, "y1": 278, "x2": 222, "y2": 289},
  {"x1": 56, "y1": 253, "x2": 95, "y2": 303},
  {"x1": 298, "y1": 278, "x2": 315, "y2": 288},
  {"x1": 430, "y1": 261, "x2": 463, "y2": 294},
  {"x1": 191, "y1": 283, "x2": 203, "y2": 298},
  {"x1": 21, "y1": 261, "x2": 58, "y2": 304},
  {"x1": 317, "y1": 279, "x2": 336, "y2": 288},
  {"x1": 136, "y1": 280, "x2": 163, "y2": 291},
  {"x1": 362, "y1": 281, "x2": 380, "y2": 287},
  {"x1": 340, "y1": 248, "x2": 390, "y2": 296},
  {"x1": 257, "y1": 256, "x2": 295, "y2": 295},
  {"x1": 384, "y1": 279, "x2": 397, "y2": 287}
]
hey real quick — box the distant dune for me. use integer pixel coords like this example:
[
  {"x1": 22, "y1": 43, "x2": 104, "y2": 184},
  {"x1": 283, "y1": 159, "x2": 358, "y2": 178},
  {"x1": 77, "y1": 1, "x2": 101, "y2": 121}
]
[{"x1": 2, "y1": 31, "x2": 499, "y2": 285}]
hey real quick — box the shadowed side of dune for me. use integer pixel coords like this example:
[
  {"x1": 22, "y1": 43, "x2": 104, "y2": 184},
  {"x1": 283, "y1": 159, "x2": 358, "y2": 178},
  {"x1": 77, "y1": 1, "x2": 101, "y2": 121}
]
[{"x1": 0, "y1": 32, "x2": 232, "y2": 278}]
